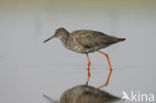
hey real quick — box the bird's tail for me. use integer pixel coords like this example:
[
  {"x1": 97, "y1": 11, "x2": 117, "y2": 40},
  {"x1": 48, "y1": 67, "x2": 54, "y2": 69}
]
[{"x1": 118, "y1": 38, "x2": 126, "y2": 41}]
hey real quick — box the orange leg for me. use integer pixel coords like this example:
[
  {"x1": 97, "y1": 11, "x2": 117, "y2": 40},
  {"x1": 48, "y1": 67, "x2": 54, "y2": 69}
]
[
  {"x1": 86, "y1": 53, "x2": 91, "y2": 85},
  {"x1": 97, "y1": 50, "x2": 112, "y2": 88},
  {"x1": 97, "y1": 50, "x2": 112, "y2": 71}
]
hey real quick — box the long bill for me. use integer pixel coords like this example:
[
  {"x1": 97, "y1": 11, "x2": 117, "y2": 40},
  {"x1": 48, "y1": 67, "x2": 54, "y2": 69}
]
[{"x1": 43, "y1": 34, "x2": 56, "y2": 43}]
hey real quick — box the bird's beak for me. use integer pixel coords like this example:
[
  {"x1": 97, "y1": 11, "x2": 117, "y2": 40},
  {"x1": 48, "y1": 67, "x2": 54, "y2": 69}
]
[{"x1": 43, "y1": 34, "x2": 56, "y2": 43}]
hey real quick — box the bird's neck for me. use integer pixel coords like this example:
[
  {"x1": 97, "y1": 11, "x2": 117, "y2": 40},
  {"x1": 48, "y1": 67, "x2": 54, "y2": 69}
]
[{"x1": 60, "y1": 32, "x2": 69, "y2": 44}]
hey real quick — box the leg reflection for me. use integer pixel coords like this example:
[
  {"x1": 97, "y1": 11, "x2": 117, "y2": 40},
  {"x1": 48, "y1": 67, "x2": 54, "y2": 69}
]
[
  {"x1": 86, "y1": 53, "x2": 91, "y2": 85},
  {"x1": 98, "y1": 70, "x2": 112, "y2": 88}
]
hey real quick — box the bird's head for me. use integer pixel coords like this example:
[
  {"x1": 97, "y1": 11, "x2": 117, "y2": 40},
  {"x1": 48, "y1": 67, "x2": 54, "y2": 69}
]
[{"x1": 43, "y1": 27, "x2": 69, "y2": 43}]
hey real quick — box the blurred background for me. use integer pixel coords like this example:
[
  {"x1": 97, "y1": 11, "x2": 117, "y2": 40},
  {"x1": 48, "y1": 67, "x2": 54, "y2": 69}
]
[{"x1": 0, "y1": 0, "x2": 156, "y2": 103}]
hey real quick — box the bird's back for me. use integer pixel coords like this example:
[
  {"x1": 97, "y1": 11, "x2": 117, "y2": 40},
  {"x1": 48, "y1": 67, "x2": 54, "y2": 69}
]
[{"x1": 65, "y1": 30, "x2": 125, "y2": 53}]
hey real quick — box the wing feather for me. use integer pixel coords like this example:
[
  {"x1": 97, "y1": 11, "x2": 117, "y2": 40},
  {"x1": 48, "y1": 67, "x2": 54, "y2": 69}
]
[{"x1": 70, "y1": 30, "x2": 119, "y2": 48}]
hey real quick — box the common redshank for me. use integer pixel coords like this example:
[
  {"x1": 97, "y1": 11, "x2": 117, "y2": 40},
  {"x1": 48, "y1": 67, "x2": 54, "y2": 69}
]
[{"x1": 43, "y1": 28, "x2": 125, "y2": 87}]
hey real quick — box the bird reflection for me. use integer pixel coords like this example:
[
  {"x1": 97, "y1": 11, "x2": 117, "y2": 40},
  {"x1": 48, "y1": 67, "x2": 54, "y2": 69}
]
[{"x1": 43, "y1": 85, "x2": 121, "y2": 103}]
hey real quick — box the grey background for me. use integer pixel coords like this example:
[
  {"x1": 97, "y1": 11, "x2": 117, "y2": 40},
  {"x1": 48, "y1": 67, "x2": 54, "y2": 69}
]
[{"x1": 0, "y1": 0, "x2": 156, "y2": 103}]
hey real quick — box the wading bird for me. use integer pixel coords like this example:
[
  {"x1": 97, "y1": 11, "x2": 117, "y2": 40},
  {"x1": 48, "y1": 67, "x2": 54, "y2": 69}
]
[{"x1": 43, "y1": 28, "x2": 125, "y2": 87}]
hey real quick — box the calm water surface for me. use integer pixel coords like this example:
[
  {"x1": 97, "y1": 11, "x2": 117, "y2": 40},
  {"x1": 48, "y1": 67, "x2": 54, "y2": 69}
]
[{"x1": 0, "y1": 0, "x2": 156, "y2": 103}]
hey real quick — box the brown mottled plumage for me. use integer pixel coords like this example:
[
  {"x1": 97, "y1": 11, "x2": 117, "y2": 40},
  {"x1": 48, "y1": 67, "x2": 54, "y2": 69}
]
[{"x1": 44, "y1": 28, "x2": 125, "y2": 53}]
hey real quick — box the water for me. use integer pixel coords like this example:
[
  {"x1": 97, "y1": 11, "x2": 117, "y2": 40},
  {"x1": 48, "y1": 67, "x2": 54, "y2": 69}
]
[{"x1": 0, "y1": 0, "x2": 156, "y2": 103}]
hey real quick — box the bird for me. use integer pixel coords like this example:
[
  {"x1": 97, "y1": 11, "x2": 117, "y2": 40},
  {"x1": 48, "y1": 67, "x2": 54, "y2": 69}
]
[{"x1": 43, "y1": 27, "x2": 126, "y2": 87}]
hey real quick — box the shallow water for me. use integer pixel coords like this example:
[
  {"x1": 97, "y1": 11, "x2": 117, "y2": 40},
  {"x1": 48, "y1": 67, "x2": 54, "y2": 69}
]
[
  {"x1": 0, "y1": 60, "x2": 155, "y2": 103},
  {"x1": 0, "y1": 0, "x2": 156, "y2": 103}
]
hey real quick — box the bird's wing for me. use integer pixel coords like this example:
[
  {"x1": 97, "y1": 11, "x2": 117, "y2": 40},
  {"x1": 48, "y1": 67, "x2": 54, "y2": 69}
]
[{"x1": 70, "y1": 30, "x2": 119, "y2": 48}]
